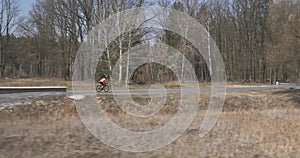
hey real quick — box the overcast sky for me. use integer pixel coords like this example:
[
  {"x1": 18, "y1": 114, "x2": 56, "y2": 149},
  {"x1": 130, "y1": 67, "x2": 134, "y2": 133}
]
[
  {"x1": 18, "y1": 0, "x2": 35, "y2": 16},
  {"x1": 16, "y1": 0, "x2": 300, "y2": 17}
]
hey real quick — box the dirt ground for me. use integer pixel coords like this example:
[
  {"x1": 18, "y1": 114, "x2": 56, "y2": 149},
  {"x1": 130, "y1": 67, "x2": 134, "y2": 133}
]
[{"x1": 1, "y1": 89, "x2": 300, "y2": 158}]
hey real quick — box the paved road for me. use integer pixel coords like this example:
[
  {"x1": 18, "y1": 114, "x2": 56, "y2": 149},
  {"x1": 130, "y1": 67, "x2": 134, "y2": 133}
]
[{"x1": 1, "y1": 84, "x2": 299, "y2": 110}]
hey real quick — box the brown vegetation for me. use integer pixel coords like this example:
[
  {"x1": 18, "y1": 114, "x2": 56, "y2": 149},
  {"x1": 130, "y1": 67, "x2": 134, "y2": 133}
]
[
  {"x1": 1, "y1": 90, "x2": 300, "y2": 157},
  {"x1": 0, "y1": 78, "x2": 72, "y2": 88}
]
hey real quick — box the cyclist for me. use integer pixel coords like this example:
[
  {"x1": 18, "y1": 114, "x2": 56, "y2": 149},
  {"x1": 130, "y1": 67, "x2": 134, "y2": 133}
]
[{"x1": 99, "y1": 75, "x2": 108, "y2": 88}]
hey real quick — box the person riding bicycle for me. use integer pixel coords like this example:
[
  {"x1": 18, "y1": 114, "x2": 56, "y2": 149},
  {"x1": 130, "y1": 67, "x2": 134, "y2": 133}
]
[{"x1": 99, "y1": 75, "x2": 108, "y2": 87}]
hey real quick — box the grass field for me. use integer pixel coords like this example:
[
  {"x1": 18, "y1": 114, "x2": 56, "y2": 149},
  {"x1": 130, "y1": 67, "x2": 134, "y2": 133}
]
[
  {"x1": 1, "y1": 89, "x2": 300, "y2": 157},
  {"x1": 0, "y1": 78, "x2": 273, "y2": 91},
  {"x1": 0, "y1": 78, "x2": 72, "y2": 89}
]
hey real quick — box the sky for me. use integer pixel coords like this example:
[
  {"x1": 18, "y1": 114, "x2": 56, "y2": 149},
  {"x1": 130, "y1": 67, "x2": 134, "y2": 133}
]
[
  {"x1": 15, "y1": 0, "x2": 300, "y2": 17},
  {"x1": 18, "y1": 0, "x2": 36, "y2": 16}
]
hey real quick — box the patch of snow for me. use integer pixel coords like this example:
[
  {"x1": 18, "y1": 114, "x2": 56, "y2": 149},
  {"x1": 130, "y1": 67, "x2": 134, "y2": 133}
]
[{"x1": 68, "y1": 95, "x2": 86, "y2": 100}]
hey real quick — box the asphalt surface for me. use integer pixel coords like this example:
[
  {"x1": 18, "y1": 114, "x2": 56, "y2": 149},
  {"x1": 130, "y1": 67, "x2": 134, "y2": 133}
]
[
  {"x1": 0, "y1": 84, "x2": 299, "y2": 110},
  {"x1": 0, "y1": 86, "x2": 66, "y2": 94}
]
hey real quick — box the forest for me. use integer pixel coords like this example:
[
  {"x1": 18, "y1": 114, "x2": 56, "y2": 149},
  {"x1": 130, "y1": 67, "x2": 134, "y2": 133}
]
[{"x1": 0, "y1": 0, "x2": 299, "y2": 84}]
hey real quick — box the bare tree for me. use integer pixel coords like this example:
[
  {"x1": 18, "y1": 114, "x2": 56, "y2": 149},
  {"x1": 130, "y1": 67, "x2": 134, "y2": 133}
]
[
  {"x1": 12, "y1": 0, "x2": 299, "y2": 84},
  {"x1": 0, "y1": 0, "x2": 19, "y2": 79}
]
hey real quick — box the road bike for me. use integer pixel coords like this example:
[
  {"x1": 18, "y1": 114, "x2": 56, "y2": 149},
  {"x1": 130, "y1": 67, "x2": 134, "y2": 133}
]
[{"x1": 96, "y1": 83, "x2": 110, "y2": 92}]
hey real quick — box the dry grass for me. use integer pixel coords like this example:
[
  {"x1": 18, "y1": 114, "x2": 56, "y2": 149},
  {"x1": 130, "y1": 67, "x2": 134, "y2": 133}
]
[
  {"x1": 0, "y1": 78, "x2": 72, "y2": 89},
  {"x1": 0, "y1": 78, "x2": 218, "y2": 90},
  {"x1": 0, "y1": 89, "x2": 300, "y2": 157}
]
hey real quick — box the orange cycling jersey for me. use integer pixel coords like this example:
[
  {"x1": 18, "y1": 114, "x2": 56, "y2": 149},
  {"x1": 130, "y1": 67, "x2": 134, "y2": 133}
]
[{"x1": 100, "y1": 78, "x2": 107, "y2": 83}]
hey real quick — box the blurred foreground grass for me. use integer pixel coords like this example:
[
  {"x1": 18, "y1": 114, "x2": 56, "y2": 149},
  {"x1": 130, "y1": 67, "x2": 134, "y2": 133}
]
[{"x1": 1, "y1": 89, "x2": 300, "y2": 157}]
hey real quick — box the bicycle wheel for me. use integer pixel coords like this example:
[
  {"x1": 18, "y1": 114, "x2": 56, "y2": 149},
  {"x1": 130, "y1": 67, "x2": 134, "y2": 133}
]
[
  {"x1": 103, "y1": 85, "x2": 109, "y2": 92},
  {"x1": 96, "y1": 85, "x2": 102, "y2": 92}
]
